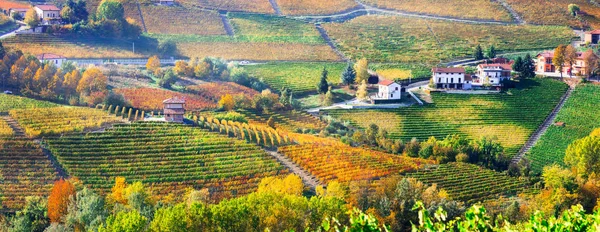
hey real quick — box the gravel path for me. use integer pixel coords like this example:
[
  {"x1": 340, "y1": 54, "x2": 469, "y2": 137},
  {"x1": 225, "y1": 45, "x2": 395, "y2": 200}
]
[
  {"x1": 496, "y1": 0, "x2": 524, "y2": 24},
  {"x1": 315, "y1": 24, "x2": 348, "y2": 62},
  {"x1": 268, "y1": 0, "x2": 282, "y2": 16},
  {"x1": 219, "y1": 12, "x2": 235, "y2": 36},
  {"x1": 266, "y1": 149, "x2": 322, "y2": 191},
  {"x1": 511, "y1": 86, "x2": 574, "y2": 164}
]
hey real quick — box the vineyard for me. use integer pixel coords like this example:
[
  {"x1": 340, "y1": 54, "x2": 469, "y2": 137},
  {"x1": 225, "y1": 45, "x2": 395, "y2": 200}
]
[
  {"x1": 326, "y1": 78, "x2": 568, "y2": 157},
  {"x1": 323, "y1": 15, "x2": 574, "y2": 63},
  {"x1": 45, "y1": 122, "x2": 288, "y2": 199},
  {"x1": 325, "y1": 110, "x2": 403, "y2": 135},
  {"x1": 9, "y1": 107, "x2": 125, "y2": 137},
  {"x1": 186, "y1": 82, "x2": 259, "y2": 102},
  {"x1": 0, "y1": 94, "x2": 57, "y2": 113},
  {"x1": 229, "y1": 13, "x2": 325, "y2": 44},
  {"x1": 278, "y1": 143, "x2": 435, "y2": 183},
  {"x1": 0, "y1": 139, "x2": 58, "y2": 211},
  {"x1": 276, "y1": 0, "x2": 359, "y2": 16},
  {"x1": 404, "y1": 163, "x2": 528, "y2": 203},
  {"x1": 0, "y1": 118, "x2": 12, "y2": 137},
  {"x1": 361, "y1": 0, "x2": 512, "y2": 22},
  {"x1": 178, "y1": 0, "x2": 274, "y2": 13},
  {"x1": 141, "y1": 6, "x2": 226, "y2": 35},
  {"x1": 504, "y1": 0, "x2": 600, "y2": 28},
  {"x1": 527, "y1": 84, "x2": 600, "y2": 174},
  {"x1": 115, "y1": 88, "x2": 217, "y2": 111},
  {"x1": 239, "y1": 109, "x2": 326, "y2": 131},
  {"x1": 244, "y1": 62, "x2": 346, "y2": 93}
]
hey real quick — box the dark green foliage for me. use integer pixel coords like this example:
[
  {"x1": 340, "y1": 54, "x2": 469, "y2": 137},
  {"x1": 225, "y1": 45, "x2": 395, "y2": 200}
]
[
  {"x1": 158, "y1": 68, "x2": 178, "y2": 88},
  {"x1": 317, "y1": 67, "x2": 329, "y2": 94},
  {"x1": 341, "y1": 63, "x2": 356, "y2": 86},
  {"x1": 103, "y1": 92, "x2": 130, "y2": 107},
  {"x1": 474, "y1": 44, "x2": 484, "y2": 60},
  {"x1": 486, "y1": 45, "x2": 496, "y2": 59},
  {"x1": 158, "y1": 40, "x2": 177, "y2": 57},
  {"x1": 96, "y1": 0, "x2": 124, "y2": 21}
]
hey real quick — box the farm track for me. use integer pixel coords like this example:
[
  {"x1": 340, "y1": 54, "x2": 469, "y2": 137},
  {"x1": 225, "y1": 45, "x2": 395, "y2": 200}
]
[
  {"x1": 511, "y1": 86, "x2": 574, "y2": 164},
  {"x1": 315, "y1": 24, "x2": 349, "y2": 62},
  {"x1": 219, "y1": 12, "x2": 235, "y2": 36},
  {"x1": 265, "y1": 149, "x2": 322, "y2": 191},
  {"x1": 1, "y1": 116, "x2": 25, "y2": 137},
  {"x1": 135, "y1": 0, "x2": 147, "y2": 32},
  {"x1": 268, "y1": 0, "x2": 282, "y2": 16},
  {"x1": 495, "y1": 0, "x2": 524, "y2": 24}
]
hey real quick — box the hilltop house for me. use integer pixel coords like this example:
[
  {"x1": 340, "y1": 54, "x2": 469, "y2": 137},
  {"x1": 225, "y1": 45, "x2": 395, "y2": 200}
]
[
  {"x1": 34, "y1": 4, "x2": 61, "y2": 24},
  {"x1": 536, "y1": 50, "x2": 598, "y2": 76},
  {"x1": 37, "y1": 53, "x2": 66, "y2": 66},
  {"x1": 585, "y1": 30, "x2": 600, "y2": 44},
  {"x1": 163, "y1": 97, "x2": 185, "y2": 123},
  {"x1": 474, "y1": 63, "x2": 512, "y2": 87},
  {"x1": 372, "y1": 79, "x2": 402, "y2": 104},
  {"x1": 431, "y1": 67, "x2": 468, "y2": 89},
  {"x1": 8, "y1": 8, "x2": 28, "y2": 19},
  {"x1": 154, "y1": 0, "x2": 174, "y2": 5}
]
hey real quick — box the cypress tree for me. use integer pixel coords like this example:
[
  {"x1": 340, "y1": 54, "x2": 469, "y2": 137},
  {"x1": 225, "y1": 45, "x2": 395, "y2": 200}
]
[
  {"x1": 474, "y1": 45, "x2": 484, "y2": 60},
  {"x1": 317, "y1": 67, "x2": 329, "y2": 94},
  {"x1": 341, "y1": 63, "x2": 356, "y2": 86},
  {"x1": 512, "y1": 57, "x2": 523, "y2": 73},
  {"x1": 487, "y1": 45, "x2": 496, "y2": 59},
  {"x1": 523, "y1": 54, "x2": 536, "y2": 78}
]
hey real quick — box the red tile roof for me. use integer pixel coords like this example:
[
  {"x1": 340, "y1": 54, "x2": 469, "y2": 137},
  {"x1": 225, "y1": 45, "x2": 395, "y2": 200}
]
[
  {"x1": 465, "y1": 74, "x2": 473, "y2": 81},
  {"x1": 379, "y1": 79, "x2": 397, "y2": 86},
  {"x1": 37, "y1": 53, "x2": 65, "y2": 60},
  {"x1": 35, "y1": 4, "x2": 60, "y2": 11},
  {"x1": 432, "y1": 67, "x2": 465, "y2": 73},
  {"x1": 478, "y1": 63, "x2": 513, "y2": 71},
  {"x1": 163, "y1": 97, "x2": 186, "y2": 104},
  {"x1": 538, "y1": 51, "x2": 554, "y2": 59},
  {"x1": 585, "y1": 29, "x2": 600, "y2": 34}
]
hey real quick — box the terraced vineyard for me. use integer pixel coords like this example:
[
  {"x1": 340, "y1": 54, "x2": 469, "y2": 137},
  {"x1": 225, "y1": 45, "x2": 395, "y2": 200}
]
[
  {"x1": 361, "y1": 0, "x2": 512, "y2": 21},
  {"x1": 505, "y1": 0, "x2": 600, "y2": 28},
  {"x1": 115, "y1": 88, "x2": 217, "y2": 111},
  {"x1": 324, "y1": 16, "x2": 574, "y2": 63},
  {"x1": 278, "y1": 143, "x2": 435, "y2": 183},
  {"x1": 405, "y1": 162, "x2": 528, "y2": 203},
  {"x1": 276, "y1": 0, "x2": 359, "y2": 16},
  {"x1": 240, "y1": 109, "x2": 326, "y2": 131},
  {"x1": 187, "y1": 82, "x2": 259, "y2": 102},
  {"x1": 45, "y1": 123, "x2": 288, "y2": 199},
  {"x1": 326, "y1": 79, "x2": 568, "y2": 157},
  {"x1": 178, "y1": 0, "x2": 274, "y2": 13},
  {"x1": 9, "y1": 107, "x2": 125, "y2": 138},
  {"x1": 141, "y1": 6, "x2": 226, "y2": 35},
  {"x1": 325, "y1": 110, "x2": 403, "y2": 135},
  {"x1": 245, "y1": 62, "x2": 346, "y2": 93},
  {"x1": 0, "y1": 94, "x2": 57, "y2": 112},
  {"x1": 0, "y1": 118, "x2": 12, "y2": 137},
  {"x1": 230, "y1": 13, "x2": 325, "y2": 44},
  {"x1": 526, "y1": 84, "x2": 600, "y2": 174},
  {"x1": 0, "y1": 139, "x2": 58, "y2": 211}
]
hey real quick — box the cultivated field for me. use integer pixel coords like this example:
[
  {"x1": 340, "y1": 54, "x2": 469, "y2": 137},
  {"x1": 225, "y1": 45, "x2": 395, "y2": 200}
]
[
  {"x1": 326, "y1": 78, "x2": 568, "y2": 156},
  {"x1": 505, "y1": 0, "x2": 600, "y2": 28},
  {"x1": 9, "y1": 107, "x2": 125, "y2": 137},
  {"x1": 276, "y1": 0, "x2": 359, "y2": 16},
  {"x1": 0, "y1": 118, "x2": 12, "y2": 137},
  {"x1": 187, "y1": 82, "x2": 259, "y2": 102},
  {"x1": 115, "y1": 88, "x2": 217, "y2": 111},
  {"x1": 326, "y1": 110, "x2": 403, "y2": 135},
  {"x1": 278, "y1": 143, "x2": 435, "y2": 183},
  {"x1": 176, "y1": 42, "x2": 340, "y2": 61},
  {"x1": 179, "y1": 0, "x2": 274, "y2": 13},
  {"x1": 46, "y1": 123, "x2": 288, "y2": 200},
  {"x1": 405, "y1": 163, "x2": 527, "y2": 203},
  {"x1": 324, "y1": 16, "x2": 574, "y2": 63},
  {"x1": 230, "y1": 13, "x2": 325, "y2": 44},
  {"x1": 527, "y1": 84, "x2": 600, "y2": 174},
  {"x1": 141, "y1": 6, "x2": 226, "y2": 35},
  {"x1": 239, "y1": 109, "x2": 327, "y2": 131},
  {"x1": 245, "y1": 62, "x2": 346, "y2": 93},
  {"x1": 0, "y1": 139, "x2": 58, "y2": 211},
  {"x1": 361, "y1": 0, "x2": 512, "y2": 22},
  {"x1": 0, "y1": 94, "x2": 57, "y2": 112}
]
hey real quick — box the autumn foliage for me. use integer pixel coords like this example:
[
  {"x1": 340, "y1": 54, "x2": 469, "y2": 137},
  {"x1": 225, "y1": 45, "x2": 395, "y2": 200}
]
[{"x1": 48, "y1": 179, "x2": 76, "y2": 223}]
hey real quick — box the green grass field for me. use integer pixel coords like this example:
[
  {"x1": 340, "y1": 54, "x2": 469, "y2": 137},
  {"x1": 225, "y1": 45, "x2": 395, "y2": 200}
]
[
  {"x1": 229, "y1": 13, "x2": 325, "y2": 44},
  {"x1": 526, "y1": 84, "x2": 600, "y2": 174},
  {"x1": 245, "y1": 62, "x2": 347, "y2": 93},
  {"x1": 326, "y1": 78, "x2": 568, "y2": 157}
]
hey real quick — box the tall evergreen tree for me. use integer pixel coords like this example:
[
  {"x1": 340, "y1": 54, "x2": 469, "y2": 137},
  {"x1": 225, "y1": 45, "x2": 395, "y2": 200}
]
[
  {"x1": 522, "y1": 54, "x2": 536, "y2": 78},
  {"x1": 317, "y1": 67, "x2": 329, "y2": 94},
  {"x1": 486, "y1": 45, "x2": 496, "y2": 59},
  {"x1": 512, "y1": 56, "x2": 524, "y2": 73},
  {"x1": 341, "y1": 63, "x2": 356, "y2": 86},
  {"x1": 474, "y1": 45, "x2": 484, "y2": 60}
]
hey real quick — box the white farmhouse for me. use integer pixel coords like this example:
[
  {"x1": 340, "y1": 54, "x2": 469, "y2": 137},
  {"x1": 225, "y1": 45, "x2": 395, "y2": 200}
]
[
  {"x1": 37, "y1": 53, "x2": 66, "y2": 67},
  {"x1": 34, "y1": 4, "x2": 60, "y2": 24},
  {"x1": 431, "y1": 67, "x2": 468, "y2": 89},
  {"x1": 372, "y1": 79, "x2": 402, "y2": 104},
  {"x1": 474, "y1": 63, "x2": 512, "y2": 87}
]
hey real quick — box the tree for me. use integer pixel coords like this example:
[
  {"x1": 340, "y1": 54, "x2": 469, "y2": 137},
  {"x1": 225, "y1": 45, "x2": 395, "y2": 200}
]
[
  {"x1": 146, "y1": 55, "x2": 161, "y2": 75},
  {"x1": 564, "y1": 45, "x2": 578, "y2": 77},
  {"x1": 565, "y1": 133, "x2": 600, "y2": 176},
  {"x1": 62, "y1": 0, "x2": 88, "y2": 23},
  {"x1": 96, "y1": 0, "x2": 124, "y2": 21},
  {"x1": 158, "y1": 40, "x2": 177, "y2": 56},
  {"x1": 354, "y1": 58, "x2": 369, "y2": 84},
  {"x1": 341, "y1": 63, "x2": 356, "y2": 86},
  {"x1": 323, "y1": 87, "x2": 334, "y2": 106},
  {"x1": 158, "y1": 68, "x2": 177, "y2": 88},
  {"x1": 98, "y1": 211, "x2": 147, "y2": 232},
  {"x1": 218, "y1": 94, "x2": 235, "y2": 111},
  {"x1": 174, "y1": 61, "x2": 189, "y2": 76},
  {"x1": 64, "y1": 188, "x2": 107, "y2": 232},
  {"x1": 569, "y1": 4, "x2": 580, "y2": 16},
  {"x1": 486, "y1": 45, "x2": 496, "y2": 59},
  {"x1": 512, "y1": 56, "x2": 523, "y2": 73},
  {"x1": 522, "y1": 54, "x2": 536, "y2": 78},
  {"x1": 10, "y1": 196, "x2": 49, "y2": 232},
  {"x1": 542, "y1": 164, "x2": 576, "y2": 190},
  {"x1": 109, "y1": 177, "x2": 127, "y2": 205},
  {"x1": 356, "y1": 80, "x2": 368, "y2": 101},
  {"x1": 584, "y1": 51, "x2": 599, "y2": 78},
  {"x1": 279, "y1": 87, "x2": 292, "y2": 107},
  {"x1": 257, "y1": 174, "x2": 304, "y2": 196},
  {"x1": 317, "y1": 67, "x2": 329, "y2": 94},
  {"x1": 267, "y1": 116, "x2": 276, "y2": 128},
  {"x1": 553, "y1": 45, "x2": 566, "y2": 78},
  {"x1": 77, "y1": 67, "x2": 107, "y2": 96},
  {"x1": 24, "y1": 8, "x2": 40, "y2": 28},
  {"x1": 474, "y1": 44, "x2": 484, "y2": 60}
]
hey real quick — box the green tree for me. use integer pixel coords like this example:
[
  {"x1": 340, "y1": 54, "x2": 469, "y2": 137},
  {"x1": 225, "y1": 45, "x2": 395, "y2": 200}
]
[
  {"x1": 96, "y1": 0, "x2": 124, "y2": 21},
  {"x1": 522, "y1": 54, "x2": 536, "y2": 78},
  {"x1": 569, "y1": 4, "x2": 580, "y2": 16},
  {"x1": 486, "y1": 45, "x2": 496, "y2": 59},
  {"x1": 323, "y1": 87, "x2": 334, "y2": 106},
  {"x1": 565, "y1": 134, "x2": 600, "y2": 176},
  {"x1": 474, "y1": 44, "x2": 484, "y2": 60},
  {"x1": 553, "y1": 45, "x2": 566, "y2": 78},
  {"x1": 9, "y1": 196, "x2": 49, "y2": 232},
  {"x1": 341, "y1": 63, "x2": 356, "y2": 86},
  {"x1": 98, "y1": 211, "x2": 147, "y2": 232},
  {"x1": 158, "y1": 68, "x2": 177, "y2": 88},
  {"x1": 317, "y1": 67, "x2": 329, "y2": 94},
  {"x1": 542, "y1": 164, "x2": 576, "y2": 190},
  {"x1": 149, "y1": 203, "x2": 212, "y2": 232},
  {"x1": 512, "y1": 56, "x2": 524, "y2": 73},
  {"x1": 64, "y1": 188, "x2": 107, "y2": 232}
]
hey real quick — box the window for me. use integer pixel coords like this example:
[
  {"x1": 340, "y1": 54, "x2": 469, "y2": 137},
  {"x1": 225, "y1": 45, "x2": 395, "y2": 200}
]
[
  {"x1": 451, "y1": 78, "x2": 454, "y2": 83},
  {"x1": 438, "y1": 78, "x2": 441, "y2": 82},
  {"x1": 395, "y1": 87, "x2": 398, "y2": 90},
  {"x1": 391, "y1": 94, "x2": 393, "y2": 98},
  {"x1": 458, "y1": 78, "x2": 461, "y2": 83}
]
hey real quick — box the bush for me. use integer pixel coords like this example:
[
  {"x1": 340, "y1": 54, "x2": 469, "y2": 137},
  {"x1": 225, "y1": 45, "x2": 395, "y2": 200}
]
[{"x1": 103, "y1": 92, "x2": 130, "y2": 107}]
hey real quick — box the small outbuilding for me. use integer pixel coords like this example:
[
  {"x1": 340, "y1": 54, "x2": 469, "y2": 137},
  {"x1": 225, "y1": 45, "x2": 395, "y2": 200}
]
[
  {"x1": 372, "y1": 79, "x2": 402, "y2": 104},
  {"x1": 163, "y1": 97, "x2": 185, "y2": 123},
  {"x1": 585, "y1": 29, "x2": 600, "y2": 44},
  {"x1": 37, "y1": 53, "x2": 66, "y2": 66}
]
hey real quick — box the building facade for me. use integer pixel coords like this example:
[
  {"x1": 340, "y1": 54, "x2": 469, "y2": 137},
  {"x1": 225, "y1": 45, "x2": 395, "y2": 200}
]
[
  {"x1": 372, "y1": 79, "x2": 402, "y2": 104},
  {"x1": 476, "y1": 63, "x2": 512, "y2": 87},
  {"x1": 536, "y1": 50, "x2": 598, "y2": 76},
  {"x1": 431, "y1": 67, "x2": 467, "y2": 89},
  {"x1": 163, "y1": 97, "x2": 185, "y2": 123},
  {"x1": 34, "y1": 5, "x2": 60, "y2": 24},
  {"x1": 37, "y1": 53, "x2": 66, "y2": 67},
  {"x1": 585, "y1": 30, "x2": 600, "y2": 44}
]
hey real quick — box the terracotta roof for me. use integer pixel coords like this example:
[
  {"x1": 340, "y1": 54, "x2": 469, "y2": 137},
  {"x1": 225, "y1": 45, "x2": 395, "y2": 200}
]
[
  {"x1": 585, "y1": 29, "x2": 600, "y2": 34},
  {"x1": 37, "y1": 53, "x2": 65, "y2": 60},
  {"x1": 538, "y1": 50, "x2": 597, "y2": 60},
  {"x1": 581, "y1": 50, "x2": 597, "y2": 60},
  {"x1": 164, "y1": 108, "x2": 185, "y2": 115},
  {"x1": 163, "y1": 97, "x2": 186, "y2": 104},
  {"x1": 465, "y1": 74, "x2": 473, "y2": 81},
  {"x1": 432, "y1": 67, "x2": 465, "y2": 73},
  {"x1": 35, "y1": 4, "x2": 60, "y2": 11},
  {"x1": 537, "y1": 51, "x2": 554, "y2": 58},
  {"x1": 478, "y1": 63, "x2": 513, "y2": 71},
  {"x1": 379, "y1": 79, "x2": 397, "y2": 86}
]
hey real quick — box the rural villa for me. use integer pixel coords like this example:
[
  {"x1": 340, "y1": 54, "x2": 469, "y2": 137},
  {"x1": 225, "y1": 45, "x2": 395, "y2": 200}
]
[
  {"x1": 431, "y1": 63, "x2": 512, "y2": 90},
  {"x1": 34, "y1": 4, "x2": 61, "y2": 25},
  {"x1": 536, "y1": 50, "x2": 598, "y2": 76},
  {"x1": 37, "y1": 53, "x2": 67, "y2": 66},
  {"x1": 373, "y1": 79, "x2": 402, "y2": 104}
]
